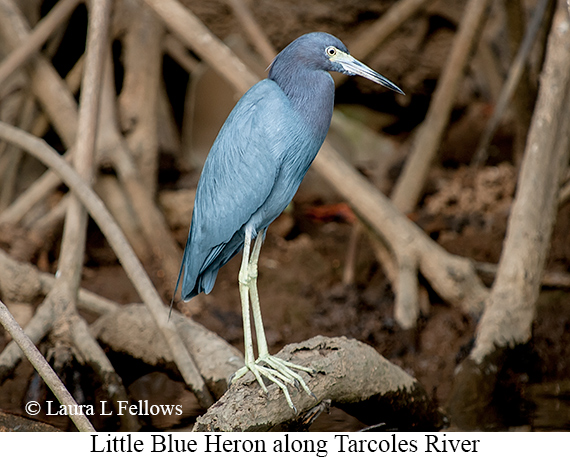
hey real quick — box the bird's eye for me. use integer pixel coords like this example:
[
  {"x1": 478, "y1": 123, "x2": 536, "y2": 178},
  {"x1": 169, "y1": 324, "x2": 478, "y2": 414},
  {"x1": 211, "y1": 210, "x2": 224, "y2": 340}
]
[{"x1": 326, "y1": 46, "x2": 337, "y2": 57}]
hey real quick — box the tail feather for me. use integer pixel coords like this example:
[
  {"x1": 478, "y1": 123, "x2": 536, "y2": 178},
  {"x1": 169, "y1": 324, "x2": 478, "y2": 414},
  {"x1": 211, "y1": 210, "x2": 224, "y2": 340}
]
[{"x1": 175, "y1": 227, "x2": 246, "y2": 304}]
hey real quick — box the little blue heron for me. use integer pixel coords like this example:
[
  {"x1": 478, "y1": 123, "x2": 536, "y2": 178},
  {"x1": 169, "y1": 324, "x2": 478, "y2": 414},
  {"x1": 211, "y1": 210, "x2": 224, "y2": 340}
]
[{"x1": 176, "y1": 32, "x2": 403, "y2": 409}]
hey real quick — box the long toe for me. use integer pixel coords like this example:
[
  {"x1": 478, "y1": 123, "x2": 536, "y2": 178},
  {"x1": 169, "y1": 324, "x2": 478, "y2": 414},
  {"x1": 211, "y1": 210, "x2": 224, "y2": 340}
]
[
  {"x1": 230, "y1": 357, "x2": 315, "y2": 411},
  {"x1": 257, "y1": 354, "x2": 314, "y2": 398}
]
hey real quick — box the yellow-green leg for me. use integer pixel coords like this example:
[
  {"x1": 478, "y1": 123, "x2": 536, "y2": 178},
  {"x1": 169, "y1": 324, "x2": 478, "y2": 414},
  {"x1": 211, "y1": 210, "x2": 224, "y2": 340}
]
[{"x1": 231, "y1": 227, "x2": 314, "y2": 410}]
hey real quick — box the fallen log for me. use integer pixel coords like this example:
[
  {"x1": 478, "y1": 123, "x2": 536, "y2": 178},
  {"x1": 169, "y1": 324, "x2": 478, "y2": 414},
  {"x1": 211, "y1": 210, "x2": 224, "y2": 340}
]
[{"x1": 193, "y1": 335, "x2": 444, "y2": 431}]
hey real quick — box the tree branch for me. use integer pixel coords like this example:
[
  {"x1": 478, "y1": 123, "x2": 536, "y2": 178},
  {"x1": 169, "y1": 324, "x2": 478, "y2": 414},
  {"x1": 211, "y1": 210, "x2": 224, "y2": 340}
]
[
  {"x1": 336, "y1": 0, "x2": 437, "y2": 86},
  {"x1": 0, "y1": 298, "x2": 95, "y2": 432},
  {"x1": 471, "y1": 0, "x2": 550, "y2": 167},
  {"x1": 390, "y1": 0, "x2": 492, "y2": 213},
  {"x1": 0, "y1": 0, "x2": 81, "y2": 87},
  {"x1": 0, "y1": 121, "x2": 214, "y2": 409},
  {"x1": 193, "y1": 336, "x2": 443, "y2": 431}
]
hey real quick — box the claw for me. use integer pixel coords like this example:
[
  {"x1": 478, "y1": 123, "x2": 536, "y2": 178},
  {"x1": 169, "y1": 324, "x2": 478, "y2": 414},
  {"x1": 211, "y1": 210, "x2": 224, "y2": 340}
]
[{"x1": 231, "y1": 355, "x2": 315, "y2": 411}]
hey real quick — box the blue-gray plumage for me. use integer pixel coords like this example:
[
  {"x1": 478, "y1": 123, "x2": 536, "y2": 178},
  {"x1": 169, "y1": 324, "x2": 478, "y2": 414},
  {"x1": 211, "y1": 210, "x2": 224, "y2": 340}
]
[{"x1": 176, "y1": 32, "x2": 403, "y2": 410}]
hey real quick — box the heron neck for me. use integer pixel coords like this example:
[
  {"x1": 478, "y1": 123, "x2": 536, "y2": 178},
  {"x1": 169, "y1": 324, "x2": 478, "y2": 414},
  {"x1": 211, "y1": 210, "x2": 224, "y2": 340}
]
[{"x1": 271, "y1": 68, "x2": 335, "y2": 140}]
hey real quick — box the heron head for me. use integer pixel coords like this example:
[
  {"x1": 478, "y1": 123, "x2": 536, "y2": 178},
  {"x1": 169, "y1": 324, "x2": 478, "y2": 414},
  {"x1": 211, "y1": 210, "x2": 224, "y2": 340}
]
[{"x1": 270, "y1": 32, "x2": 404, "y2": 95}]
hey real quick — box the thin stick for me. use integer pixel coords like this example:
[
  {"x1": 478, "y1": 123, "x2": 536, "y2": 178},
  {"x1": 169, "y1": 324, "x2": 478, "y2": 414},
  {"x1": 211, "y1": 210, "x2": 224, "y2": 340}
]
[
  {"x1": 560, "y1": 181, "x2": 570, "y2": 206},
  {"x1": 0, "y1": 0, "x2": 81, "y2": 87},
  {"x1": 142, "y1": 0, "x2": 258, "y2": 94},
  {"x1": 342, "y1": 223, "x2": 361, "y2": 287},
  {"x1": 0, "y1": 154, "x2": 69, "y2": 227},
  {"x1": 164, "y1": 34, "x2": 201, "y2": 73},
  {"x1": 390, "y1": 0, "x2": 492, "y2": 214},
  {"x1": 0, "y1": 300, "x2": 54, "y2": 385},
  {"x1": 9, "y1": 195, "x2": 67, "y2": 261},
  {"x1": 95, "y1": 176, "x2": 149, "y2": 264},
  {"x1": 471, "y1": 0, "x2": 551, "y2": 167},
  {"x1": 118, "y1": 1, "x2": 163, "y2": 194},
  {"x1": 54, "y1": 0, "x2": 110, "y2": 290},
  {"x1": 350, "y1": 0, "x2": 436, "y2": 58},
  {"x1": 337, "y1": 0, "x2": 436, "y2": 86},
  {"x1": 226, "y1": 0, "x2": 276, "y2": 64},
  {"x1": 0, "y1": 299, "x2": 95, "y2": 432}
]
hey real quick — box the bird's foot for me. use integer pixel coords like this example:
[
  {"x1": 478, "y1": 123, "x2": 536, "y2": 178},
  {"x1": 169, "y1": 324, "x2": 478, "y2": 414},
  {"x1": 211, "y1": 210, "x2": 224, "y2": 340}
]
[{"x1": 230, "y1": 354, "x2": 315, "y2": 411}]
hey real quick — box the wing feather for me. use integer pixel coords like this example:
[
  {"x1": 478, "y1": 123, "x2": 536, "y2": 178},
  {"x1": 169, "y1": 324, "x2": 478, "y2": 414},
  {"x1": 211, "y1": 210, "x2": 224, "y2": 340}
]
[{"x1": 180, "y1": 80, "x2": 289, "y2": 299}]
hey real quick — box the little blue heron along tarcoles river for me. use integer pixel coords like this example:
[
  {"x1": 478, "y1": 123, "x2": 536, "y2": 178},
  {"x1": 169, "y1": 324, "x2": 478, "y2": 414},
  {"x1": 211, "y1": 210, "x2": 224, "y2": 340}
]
[{"x1": 176, "y1": 32, "x2": 403, "y2": 410}]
